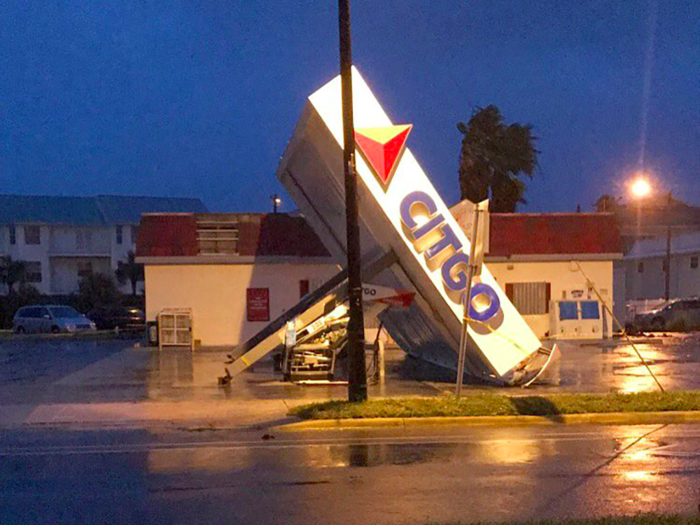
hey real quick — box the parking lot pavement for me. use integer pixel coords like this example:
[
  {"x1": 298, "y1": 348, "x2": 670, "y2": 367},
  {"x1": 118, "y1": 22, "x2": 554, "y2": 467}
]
[
  {"x1": 0, "y1": 333, "x2": 699, "y2": 429},
  {"x1": 549, "y1": 333, "x2": 700, "y2": 393}
]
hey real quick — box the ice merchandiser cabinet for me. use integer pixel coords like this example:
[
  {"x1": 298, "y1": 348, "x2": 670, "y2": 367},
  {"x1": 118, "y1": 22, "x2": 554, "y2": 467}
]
[{"x1": 276, "y1": 68, "x2": 555, "y2": 385}]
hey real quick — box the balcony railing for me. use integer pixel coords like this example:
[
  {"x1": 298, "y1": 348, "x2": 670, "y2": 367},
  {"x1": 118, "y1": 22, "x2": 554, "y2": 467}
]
[{"x1": 48, "y1": 247, "x2": 111, "y2": 257}]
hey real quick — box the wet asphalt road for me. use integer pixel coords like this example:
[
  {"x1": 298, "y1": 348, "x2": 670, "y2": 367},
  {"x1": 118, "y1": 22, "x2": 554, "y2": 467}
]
[{"x1": 2, "y1": 424, "x2": 700, "y2": 525}]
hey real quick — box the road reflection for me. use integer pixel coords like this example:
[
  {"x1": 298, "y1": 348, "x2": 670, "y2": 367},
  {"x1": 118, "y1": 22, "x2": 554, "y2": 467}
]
[
  {"x1": 621, "y1": 470, "x2": 655, "y2": 482},
  {"x1": 147, "y1": 442, "x2": 460, "y2": 474},
  {"x1": 145, "y1": 428, "x2": 565, "y2": 475},
  {"x1": 614, "y1": 427, "x2": 666, "y2": 487}
]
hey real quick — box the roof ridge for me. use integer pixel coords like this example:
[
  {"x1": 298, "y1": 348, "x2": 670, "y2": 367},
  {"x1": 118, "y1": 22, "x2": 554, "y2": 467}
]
[
  {"x1": 96, "y1": 194, "x2": 205, "y2": 200},
  {"x1": 0, "y1": 193, "x2": 95, "y2": 199},
  {"x1": 490, "y1": 212, "x2": 615, "y2": 217},
  {"x1": 0, "y1": 194, "x2": 207, "y2": 225}
]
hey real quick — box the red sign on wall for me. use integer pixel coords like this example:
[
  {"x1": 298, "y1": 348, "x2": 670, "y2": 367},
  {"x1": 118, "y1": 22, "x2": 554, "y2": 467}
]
[{"x1": 247, "y1": 288, "x2": 270, "y2": 322}]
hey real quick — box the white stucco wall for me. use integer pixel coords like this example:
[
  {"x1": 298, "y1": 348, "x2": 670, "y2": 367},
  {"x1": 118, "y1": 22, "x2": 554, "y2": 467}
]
[
  {"x1": 50, "y1": 257, "x2": 112, "y2": 294},
  {"x1": 49, "y1": 226, "x2": 111, "y2": 255},
  {"x1": 144, "y1": 262, "x2": 340, "y2": 347},
  {"x1": 487, "y1": 258, "x2": 616, "y2": 338},
  {"x1": 625, "y1": 253, "x2": 700, "y2": 301}
]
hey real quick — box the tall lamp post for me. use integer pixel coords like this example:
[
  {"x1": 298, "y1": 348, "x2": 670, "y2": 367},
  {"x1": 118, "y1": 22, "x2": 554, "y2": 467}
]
[
  {"x1": 629, "y1": 176, "x2": 652, "y2": 299},
  {"x1": 270, "y1": 194, "x2": 282, "y2": 214},
  {"x1": 338, "y1": 0, "x2": 367, "y2": 402},
  {"x1": 664, "y1": 191, "x2": 673, "y2": 301}
]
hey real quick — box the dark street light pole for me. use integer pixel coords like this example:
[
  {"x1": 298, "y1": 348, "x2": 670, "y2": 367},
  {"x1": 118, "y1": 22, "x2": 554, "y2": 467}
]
[
  {"x1": 338, "y1": 0, "x2": 367, "y2": 402},
  {"x1": 665, "y1": 191, "x2": 673, "y2": 301},
  {"x1": 270, "y1": 194, "x2": 281, "y2": 214}
]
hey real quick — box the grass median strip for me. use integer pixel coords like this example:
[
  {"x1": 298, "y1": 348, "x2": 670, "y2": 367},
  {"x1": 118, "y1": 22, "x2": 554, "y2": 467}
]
[{"x1": 290, "y1": 391, "x2": 700, "y2": 420}]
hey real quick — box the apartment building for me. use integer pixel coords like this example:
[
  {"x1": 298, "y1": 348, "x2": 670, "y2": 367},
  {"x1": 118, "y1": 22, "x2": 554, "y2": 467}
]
[
  {"x1": 0, "y1": 194, "x2": 207, "y2": 295},
  {"x1": 625, "y1": 231, "x2": 700, "y2": 301}
]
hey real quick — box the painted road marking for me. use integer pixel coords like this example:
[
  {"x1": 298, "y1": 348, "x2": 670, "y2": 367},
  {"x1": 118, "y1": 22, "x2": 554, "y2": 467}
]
[{"x1": 3, "y1": 427, "x2": 700, "y2": 457}]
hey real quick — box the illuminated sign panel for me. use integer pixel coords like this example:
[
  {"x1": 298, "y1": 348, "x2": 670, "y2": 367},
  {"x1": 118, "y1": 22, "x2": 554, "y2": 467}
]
[
  {"x1": 399, "y1": 191, "x2": 501, "y2": 323},
  {"x1": 355, "y1": 125, "x2": 412, "y2": 190},
  {"x1": 282, "y1": 68, "x2": 541, "y2": 379}
]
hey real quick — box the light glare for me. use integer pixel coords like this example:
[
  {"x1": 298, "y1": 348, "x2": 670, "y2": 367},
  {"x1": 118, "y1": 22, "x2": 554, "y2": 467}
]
[{"x1": 630, "y1": 178, "x2": 652, "y2": 199}]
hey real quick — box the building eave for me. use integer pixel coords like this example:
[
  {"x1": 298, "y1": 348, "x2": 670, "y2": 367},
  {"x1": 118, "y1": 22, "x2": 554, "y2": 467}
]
[
  {"x1": 485, "y1": 253, "x2": 623, "y2": 263},
  {"x1": 625, "y1": 249, "x2": 700, "y2": 260},
  {"x1": 136, "y1": 255, "x2": 337, "y2": 266}
]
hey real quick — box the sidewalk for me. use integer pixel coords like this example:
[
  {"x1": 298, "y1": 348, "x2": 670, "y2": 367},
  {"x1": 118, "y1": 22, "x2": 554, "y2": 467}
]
[{"x1": 0, "y1": 398, "x2": 311, "y2": 430}]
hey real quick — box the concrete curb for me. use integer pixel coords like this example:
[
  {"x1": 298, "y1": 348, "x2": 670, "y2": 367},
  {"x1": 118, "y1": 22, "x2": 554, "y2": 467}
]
[{"x1": 276, "y1": 411, "x2": 700, "y2": 431}]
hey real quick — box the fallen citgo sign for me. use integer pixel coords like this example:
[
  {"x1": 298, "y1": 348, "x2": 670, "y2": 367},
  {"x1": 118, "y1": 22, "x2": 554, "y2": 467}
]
[{"x1": 277, "y1": 68, "x2": 555, "y2": 385}]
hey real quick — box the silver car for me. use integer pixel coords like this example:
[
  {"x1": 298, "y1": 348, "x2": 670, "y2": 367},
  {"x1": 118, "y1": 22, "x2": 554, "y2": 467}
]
[
  {"x1": 633, "y1": 298, "x2": 700, "y2": 331},
  {"x1": 13, "y1": 305, "x2": 97, "y2": 334}
]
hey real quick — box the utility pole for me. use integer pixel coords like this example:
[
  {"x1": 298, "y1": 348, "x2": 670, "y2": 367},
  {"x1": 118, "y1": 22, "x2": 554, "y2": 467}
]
[
  {"x1": 338, "y1": 0, "x2": 367, "y2": 402},
  {"x1": 664, "y1": 191, "x2": 672, "y2": 300}
]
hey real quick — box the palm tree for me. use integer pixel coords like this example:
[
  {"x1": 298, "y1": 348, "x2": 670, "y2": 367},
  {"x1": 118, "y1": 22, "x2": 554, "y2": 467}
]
[
  {"x1": 457, "y1": 105, "x2": 537, "y2": 213},
  {"x1": 595, "y1": 195, "x2": 620, "y2": 212},
  {"x1": 115, "y1": 251, "x2": 144, "y2": 297},
  {"x1": 0, "y1": 256, "x2": 27, "y2": 294}
]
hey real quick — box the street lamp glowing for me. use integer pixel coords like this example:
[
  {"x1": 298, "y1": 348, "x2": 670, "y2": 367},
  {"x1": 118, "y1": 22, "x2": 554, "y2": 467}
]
[
  {"x1": 270, "y1": 194, "x2": 282, "y2": 213},
  {"x1": 630, "y1": 178, "x2": 651, "y2": 199}
]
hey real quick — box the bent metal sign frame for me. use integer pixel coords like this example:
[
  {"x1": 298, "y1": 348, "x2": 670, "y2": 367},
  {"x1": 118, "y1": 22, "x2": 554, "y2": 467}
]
[{"x1": 279, "y1": 68, "x2": 543, "y2": 382}]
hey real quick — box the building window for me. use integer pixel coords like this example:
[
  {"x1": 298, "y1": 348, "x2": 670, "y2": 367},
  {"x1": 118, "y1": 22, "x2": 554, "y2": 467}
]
[
  {"x1": 197, "y1": 217, "x2": 239, "y2": 255},
  {"x1": 9, "y1": 225, "x2": 16, "y2": 245},
  {"x1": 637, "y1": 262, "x2": 644, "y2": 273},
  {"x1": 25, "y1": 262, "x2": 42, "y2": 283},
  {"x1": 691, "y1": 256, "x2": 699, "y2": 270},
  {"x1": 299, "y1": 279, "x2": 310, "y2": 299},
  {"x1": 116, "y1": 226, "x2": 123, "y2": 245},
  {"x1": 505, "y1": 282, "x2": 551, "y2": 315},
  {"x1": 77, "y1": 261, "x2": 93, "y2": 279},
  {"x1": 24, "y1": 225, "x2": 40, "y2": 245}
]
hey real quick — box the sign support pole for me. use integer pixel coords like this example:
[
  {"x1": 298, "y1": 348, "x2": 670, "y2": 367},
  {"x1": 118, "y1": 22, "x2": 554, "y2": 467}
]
[
  {"x1": 455, "y1": 204, "x2": 482, "y2": 397},
  {"x1": 338, "y1": 0, "x2": 367, "y2": 402}
]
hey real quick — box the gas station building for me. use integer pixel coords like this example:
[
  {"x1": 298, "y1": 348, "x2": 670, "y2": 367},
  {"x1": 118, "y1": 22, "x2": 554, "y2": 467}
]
[{"x1": 137, "y1": 208, "x2": 622, "y2": 346}]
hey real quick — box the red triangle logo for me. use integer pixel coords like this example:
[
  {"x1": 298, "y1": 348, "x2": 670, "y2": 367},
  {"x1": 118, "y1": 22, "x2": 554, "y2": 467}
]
[{"x1": 355, "y1": 124, "x2": 412, "y2": 190}]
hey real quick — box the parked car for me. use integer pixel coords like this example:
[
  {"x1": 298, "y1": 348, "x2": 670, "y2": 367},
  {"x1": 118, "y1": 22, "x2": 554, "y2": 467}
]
[
  {"x1": 13, "y1": 305, "x2": 96, "y2": 334},
  {"x1": 632, "y1": 298, "x2": 700, "y2": 331},
  {"x1": 87, "y1": 305, "x2": 146, "y2": 331}
]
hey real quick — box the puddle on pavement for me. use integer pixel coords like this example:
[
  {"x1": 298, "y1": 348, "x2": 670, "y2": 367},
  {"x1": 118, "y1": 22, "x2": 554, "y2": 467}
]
[
  {"x1": 147, "y1": 443, "x2": 458, "y2": 473},
  {"x1": 146, "y1": 427, "x2": 561, "y2": 474}
]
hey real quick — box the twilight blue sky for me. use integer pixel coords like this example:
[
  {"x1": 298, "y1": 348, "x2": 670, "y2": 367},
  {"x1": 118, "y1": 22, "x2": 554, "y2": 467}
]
[{"x1": 1, "y1": 0, "x2": 699, "y2": 212}]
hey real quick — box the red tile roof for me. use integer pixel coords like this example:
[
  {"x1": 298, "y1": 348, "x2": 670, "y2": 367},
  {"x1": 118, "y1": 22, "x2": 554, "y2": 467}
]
[
  {"x1": 489, "y1": 213, "x2": 622, "y2": 256},
  {"x1": 237, "y1": 214, "x2": 330, "y2": 257},
  {"x1": 136, "y1": 213, "x2": 330, "y2": 258},
  {"x1": 137, "y1": 214, "x2": 198, "y2": 257},
  {"x1": 137, "y1": 211, "x2": 621, "y2": 260}
]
